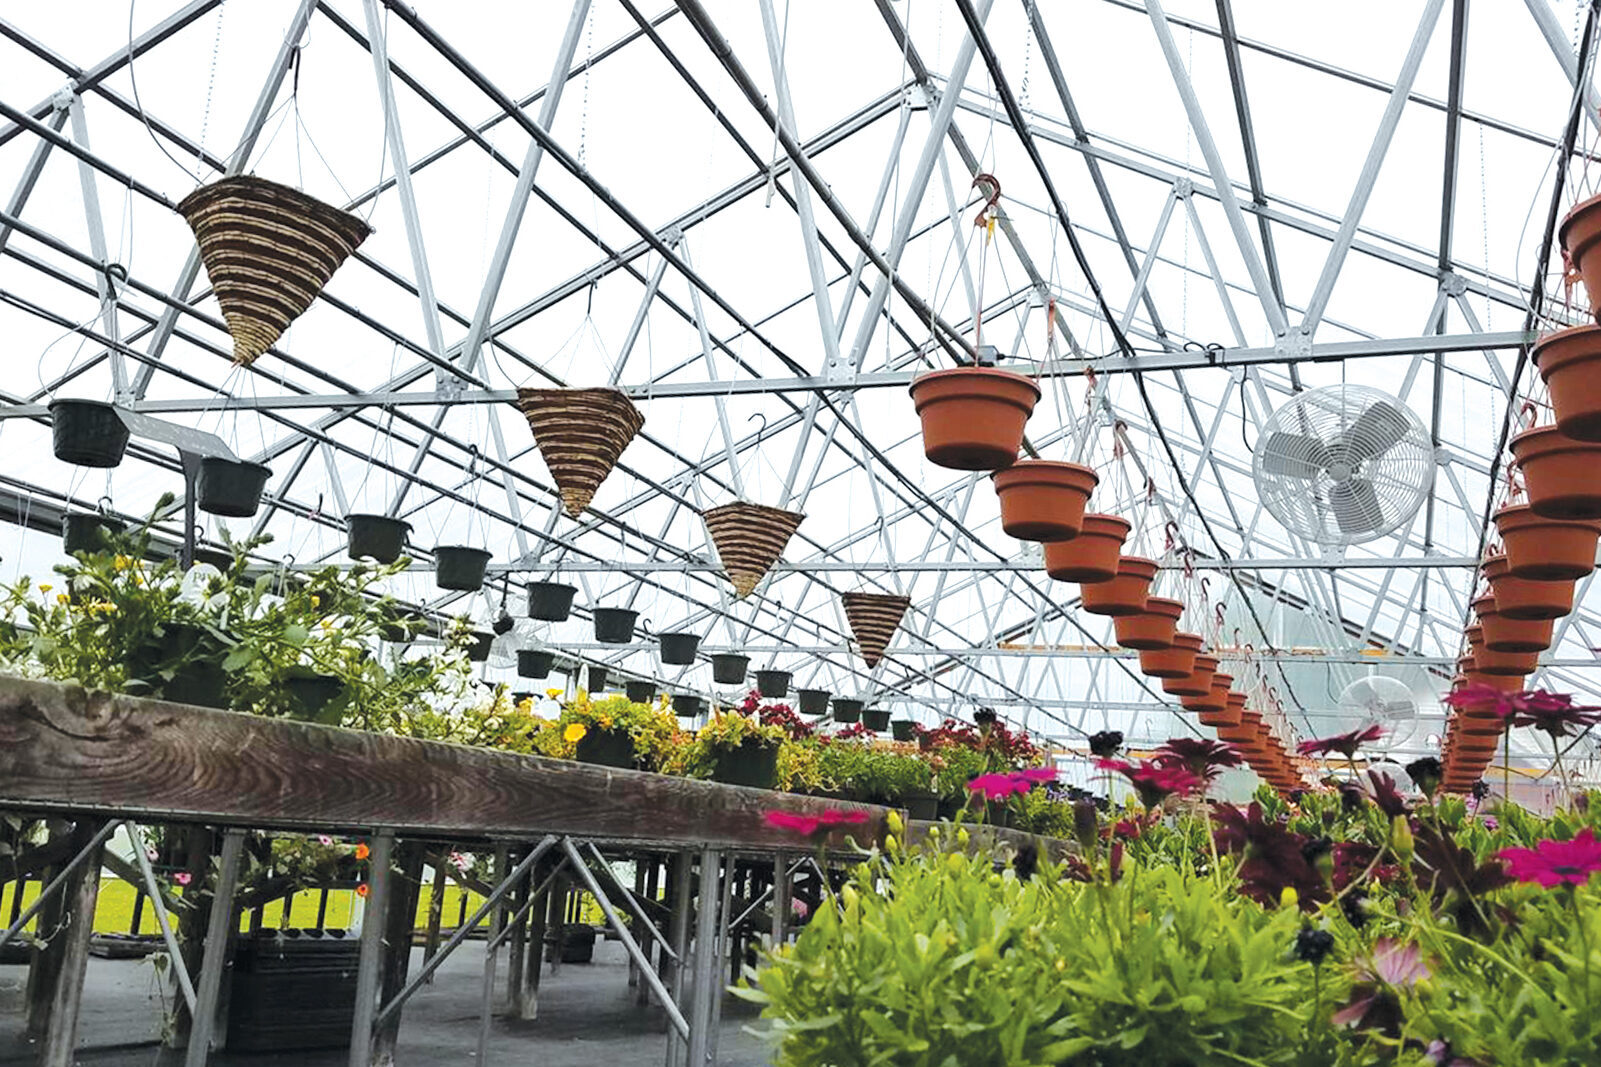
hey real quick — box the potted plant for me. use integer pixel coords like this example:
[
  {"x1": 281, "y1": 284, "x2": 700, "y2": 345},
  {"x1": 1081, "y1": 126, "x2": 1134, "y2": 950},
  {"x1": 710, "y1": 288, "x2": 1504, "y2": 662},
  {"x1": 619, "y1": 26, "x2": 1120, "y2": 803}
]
[
  {"x1": 345, "y1": 514, "x2": 410, "y2": 564},
  {"x1": 1079, "y1": 555, "x2": 1159, "y2": 616},
  {"x1": 196, "y1": 456, "x2": 273, "y2": 518},
  {"x1": 1533, "y1": 324, "x2": 1601, "y2": 442},
  {"x1": 711, "y1": 652, "x2": 749, "y2": 685},
  {"x1": 556, "y1": 693, "x2": 680, "y2": 771},
  {"x1": 671, "y1": 693, "x2": 704, "y2": 718},
  {"x1": 694, "y1": 710, "x2": 786, "y2": 789},
  {"x1": 908, "y1": 365, "x2": 1040, "y2": 471},
  {"x1": 593, "y1": 607, "x2": 638, "y2": 644},
  {"x1": 890, "y1": 719, "x2": 917, "y2": 742},
  {"x1": 1493, "y1": 503, "x2": 1600, "y2": 581},
  {"x1": 433, "y1": 545, "x2": 492, "y2": 592},
  {"x1": 861, "y1": 708, "x2": 892, "y2": 732},
  {"x1": 832, "y1": 698, "x2": 863, "y2": 724},
  {"x1": 62, "y1": 511, "x2": 126, "y2": 555},
  {"x1": 625, "y1": 679, "x2": 656, "y2": 704},
  {"x1": 659, "y1": 631, "x2": 701, "y2": 665},
  {"x1": 526, "y1": 580, "x2": 577, "y2": 621},
  {"x1": 796, "y1": 688, "x2": 830, "y2": 716},
  {"x1": 1511, "y1": 423, "x2": 1601, "y2": 520},
  {"x1": 755, "y1": 669, "x2": 791, "y2": 698},
  {"x1": 48, "y1": 398, "x2": 129, "y2": 467}
]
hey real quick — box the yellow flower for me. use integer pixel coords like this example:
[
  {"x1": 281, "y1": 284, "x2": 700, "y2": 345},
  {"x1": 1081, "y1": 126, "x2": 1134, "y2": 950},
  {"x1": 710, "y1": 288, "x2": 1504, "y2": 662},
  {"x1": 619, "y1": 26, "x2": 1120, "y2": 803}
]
[
  {"x1": 1279, "y1": 886, "x2": 1299, "y2": 909},
  {"x1": 563, "y1": 723, "x2": 587, "y2": 743},
  {"x1": 38, "y1": 584, "x2": 51, "y2": 594},
  {"x1": 112, "y1": 554, "x2": 132, "y2": 571},
  {"x1": 55, "y1": 593, "x2": 69, "y2": 605},
  {"x1": 546, "y1": 688, "x2": 563, "y2": 699}
]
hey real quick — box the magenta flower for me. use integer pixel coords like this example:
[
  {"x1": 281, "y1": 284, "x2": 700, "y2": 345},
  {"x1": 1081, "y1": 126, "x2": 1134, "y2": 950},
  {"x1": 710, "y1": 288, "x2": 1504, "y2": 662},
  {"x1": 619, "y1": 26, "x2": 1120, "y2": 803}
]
[
  {"x1": 966, "y1": 772, "x2": 1033, "y2": 800},
  {"x1": 173, "y1": 872, "x2": 192, "y2": 887},
  {"x1": 1014, "y1": 766, "x2": 1059, "y2": 784},
  {"x1": 1097, "y1": 758, "x2": 1201, "y2": 808},
  {"x1": 1441, "y1": 683, "x2": 1516, "y2": 715},
  {"x1": 764, "y1": 808, "x2": 871, "y2": 839},
  {"x1": 1497, "y1": 828, "x2": 1601, "y2": 888},
  {"x1": 1297, "y1": 724, "x2": 1385, "y2": 758},
  {"x1": 1503, "y1": 690, "x2": 1601, "y2": 739}
]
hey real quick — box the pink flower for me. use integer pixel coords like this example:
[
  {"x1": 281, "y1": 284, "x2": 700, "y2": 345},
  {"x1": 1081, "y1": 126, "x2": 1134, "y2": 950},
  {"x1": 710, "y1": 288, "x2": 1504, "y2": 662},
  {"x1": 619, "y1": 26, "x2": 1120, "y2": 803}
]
[
  {"x1": 1297, "y1": 724, "x2": 1385, "y2": 758},
  {"x1": 764, "y1": 808, "x2": 871, "y2": 839},
  {"x1": 449, "y1": 852, "x2": 470, "y2": 872},
  {"x1": 317, "y1": 834, "x2": 334, "y2": 846},
  {"x1": 145, "y1": 847, "x2": 158, "y2": 862},
  {"x1": 1332, "y1": 939, "x2": 1430, "y2": 1032},
  {"x1": 173, "y1": 872, "x2": 192, "y2": 886},
  {"x1": 966, "y1": 772, "x2": 1032, "y2": 800},
  {"x1": 1014, "y1": 766, "x2": 1059, "y2": 784},
  {"x1": 1097, "y1": 758, "x2": 1202, "y2": 807},
  {"x1": 790, "y1": 897, "x2": 810, "y2": 919},
  {"x1": 1497, "y1": 828, "x2": 1601, "y2": 888}
]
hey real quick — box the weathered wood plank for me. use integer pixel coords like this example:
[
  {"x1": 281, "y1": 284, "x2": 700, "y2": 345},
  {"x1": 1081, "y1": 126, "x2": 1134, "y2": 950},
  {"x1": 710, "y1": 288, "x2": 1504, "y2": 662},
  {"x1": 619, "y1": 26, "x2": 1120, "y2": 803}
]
[{"x1": 0, "y1": 676, "x2": 886, "y2": 849}]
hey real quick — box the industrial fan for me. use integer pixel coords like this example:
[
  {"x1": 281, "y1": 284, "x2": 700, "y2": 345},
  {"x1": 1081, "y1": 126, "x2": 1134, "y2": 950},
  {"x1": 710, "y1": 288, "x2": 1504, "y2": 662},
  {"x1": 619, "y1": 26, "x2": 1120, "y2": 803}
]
[
  {"x1": 1252, "y1": 385, "x2": 1434, "y2": 545},
  {"x1": 1336, "y1": 674, "x2": 1420, "y2": 753}
]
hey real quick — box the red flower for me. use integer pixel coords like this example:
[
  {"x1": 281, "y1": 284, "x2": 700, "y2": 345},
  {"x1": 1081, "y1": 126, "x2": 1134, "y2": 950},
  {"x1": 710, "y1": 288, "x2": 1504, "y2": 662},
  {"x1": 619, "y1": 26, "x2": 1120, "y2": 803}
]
[
  {"x1": 1153, "y1": 737, "x2": 1243, "y2": 782},
  {"x1": 1497, "y1": 828, "x2": 1601, "y2": 888},
  {"x1": 1441, "y1": 683, "x2": 1516, "y2": 716},
  {"x1": 1296, "y1": 724, "x2": 1385, "y2": 758},
  {"x1": 763, "y1": 808, "x2": 871, "y2": 839},
  {"x1": 1097, "y1": 758, "x2": 1201, "y2": 808}
]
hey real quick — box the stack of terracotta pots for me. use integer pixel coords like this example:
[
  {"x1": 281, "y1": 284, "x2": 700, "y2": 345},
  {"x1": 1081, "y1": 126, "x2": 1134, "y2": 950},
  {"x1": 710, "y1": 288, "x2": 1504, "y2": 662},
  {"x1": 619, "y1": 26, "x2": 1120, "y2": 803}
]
[{"x1": 1440, "y1": 681, "x2": 1506, "y2": 793}]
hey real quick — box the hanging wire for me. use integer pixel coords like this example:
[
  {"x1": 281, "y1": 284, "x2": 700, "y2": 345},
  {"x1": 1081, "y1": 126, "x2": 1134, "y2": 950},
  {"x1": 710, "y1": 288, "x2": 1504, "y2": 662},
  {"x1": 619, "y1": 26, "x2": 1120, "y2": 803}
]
[{"x1": 126, "y1": 0, "x2": 208, "y2": 179}]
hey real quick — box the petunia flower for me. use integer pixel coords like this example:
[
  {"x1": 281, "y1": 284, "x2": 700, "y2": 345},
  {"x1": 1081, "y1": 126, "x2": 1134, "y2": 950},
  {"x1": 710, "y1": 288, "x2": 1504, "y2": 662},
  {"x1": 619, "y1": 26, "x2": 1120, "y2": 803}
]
[
  {"x1": 317, "y1": 834, "x2": 334, "y2": 846},
  {"x1": 173, "y1": 872, "x2": 192, "y2": 886},
  {"x1": 1153, "y1": 737, "x2": 1243, "y2": 782},
  {"x1": 763, "y1": 808, "x2": 870, "y2": 839},
  {"x1": 1297, "y1": 724, "x2": 1385, "y2": 758},
  {"x1": 355, "y1": 883, "x2": 370, "y2": 898},
  {"x1": 1497, "y1": 827, "x2": 1601, "y2": 888}
]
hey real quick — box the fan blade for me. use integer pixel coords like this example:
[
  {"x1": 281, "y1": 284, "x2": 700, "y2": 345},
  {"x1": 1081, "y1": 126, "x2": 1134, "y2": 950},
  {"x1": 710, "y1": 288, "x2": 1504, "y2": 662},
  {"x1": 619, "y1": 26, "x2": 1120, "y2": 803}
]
[
  {"x1": 1260, "y1": 432, "x2": 1332, "y2": 479},
  {"x1": 1330, "y1": 477, "x2": 1385, "y2": 534},
  {"x1": 1335, "y1": 401, "x2": 1411, "y2": 465}
]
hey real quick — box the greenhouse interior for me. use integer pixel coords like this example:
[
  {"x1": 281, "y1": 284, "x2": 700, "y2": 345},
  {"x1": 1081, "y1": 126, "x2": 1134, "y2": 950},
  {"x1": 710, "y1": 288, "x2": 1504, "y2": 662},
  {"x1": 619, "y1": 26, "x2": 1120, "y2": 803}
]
[{"x1": 6, "y1": 0, "x2": 1601, "y2": 1063}]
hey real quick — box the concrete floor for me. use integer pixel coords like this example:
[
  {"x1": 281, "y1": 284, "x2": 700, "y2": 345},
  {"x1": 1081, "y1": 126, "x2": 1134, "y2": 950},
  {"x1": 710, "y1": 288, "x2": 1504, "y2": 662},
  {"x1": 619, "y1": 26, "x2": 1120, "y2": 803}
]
[{"x1": 0, "y1": 937, "x2": 776, "y2": 1066}]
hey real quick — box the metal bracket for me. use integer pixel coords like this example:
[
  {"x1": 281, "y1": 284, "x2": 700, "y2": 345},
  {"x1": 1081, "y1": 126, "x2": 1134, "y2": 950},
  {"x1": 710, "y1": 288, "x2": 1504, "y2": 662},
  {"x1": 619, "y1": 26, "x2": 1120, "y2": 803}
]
[
  {"x1": 1439, "y1": 271, "x2": 1469, "y2": 298},
  {"x1": 1272, "y1": 330, "x2": 1313, "y2": 363},
  {"x1": 1172, "y1": 176, "x2": 1194, "y2": 199},
  {"x1": 114, "y1": 408, "x2": 237, "y2": 461}
]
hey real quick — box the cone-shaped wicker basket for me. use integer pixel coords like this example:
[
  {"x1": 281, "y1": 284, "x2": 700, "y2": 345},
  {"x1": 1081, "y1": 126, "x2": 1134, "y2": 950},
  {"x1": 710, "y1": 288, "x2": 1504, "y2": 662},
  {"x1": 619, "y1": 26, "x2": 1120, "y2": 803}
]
[
  {"x1": 841, "y1": 592, "x2": 911, "y2": 668},
  {"x1": 177, "y1": 176, "x2": 371, "y2": 366},
  {"x1": 516, "y1": 387, "x2": 645, "y2": 517},
  {"x1": 701, "y1": 502, "x2": 805, "y2": 599}
]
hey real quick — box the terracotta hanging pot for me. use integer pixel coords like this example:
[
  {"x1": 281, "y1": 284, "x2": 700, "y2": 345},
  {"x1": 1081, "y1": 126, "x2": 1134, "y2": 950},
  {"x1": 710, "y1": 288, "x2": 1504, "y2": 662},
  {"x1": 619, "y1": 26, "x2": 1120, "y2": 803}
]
[
  {"x1": 1495, "y1": 503, "x2": 1599, "y2": 581},
  {"x1": 1202, "y1": 689, "x2": 1247, "y2": 730},
  {"x1": 1163, "y1": 653, "x2": 1218, "y2": 698},
  {"x1": 1114, "y1": 596, "x2": 1184, "y2": 651},
  {"x1": 1472, "y1": 644, "x2": 1539, "y2": 676},
  {"x1": 1453, "y1": 713, "x2": 1507, "y2": 738},
  {"x1": 1080, "y1": 556, "x2": 1159, "y2": 617},
  {"x1": 1532, "y1": 324, "x2": 1601, "y2": 442},
  {"x1": 1484, "y1": 553, "x2": 1575, "y2": 620},
  {"x1": 841, "y1": 592, "x2": 912, "y2": 668},
  {"x1": 1472, "y1": 593, "x2": 1553, "y2": 653},
  {"x1": 1559, "y1": 193, "x2": 1601, "y2": 318},
  {"x1": 177, "y1": 175, "x2": 372, "y2": 366},
  {"x1": 1511, "y1": 424, "x2": 1601, "y2": 520},
  {"x1": 992, "y1": 460, "x2": 1098, "y2": 542},
  {"x1": 1043, "y1": 514, "x2": 1131, "y2": 583},
  {"x1": 1185, "y1": 672, "x2": 1233, "y2": 717},
  {"x1": 517, "y1": 387, "x2": 645, "y2": 518},
  {"x1": 908, "y1": 366, "x2": 1040, "y2": 471},
  {"x1": 700, "y1": 502, "x2": 805, "y2": 599},
  {"x1": 1463, "y1": 668, "x2": 1526, "y2": 693},
  {"x1": 1139, "y1": 631, "x2": 1203, "y2": 679}
]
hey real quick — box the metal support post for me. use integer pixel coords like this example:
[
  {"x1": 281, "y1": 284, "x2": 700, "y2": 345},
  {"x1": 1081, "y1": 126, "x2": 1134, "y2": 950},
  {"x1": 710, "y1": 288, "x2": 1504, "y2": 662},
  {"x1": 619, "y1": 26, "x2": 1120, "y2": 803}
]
[
  {"x1": 560, "y1": 838, "x2": 690, "y2": 1038},
  {"x1": 665, "y1": 849, "x2": 694, "y2": 1067},
  {"x1": 348, "y1": 832, "x2": 395, "y2": 1067},
  {"x1": 183, "y1": 828, "x2": 245, "y2": 1067},
  {"x1": 64, "y1": 92, "x2": 125, "y2": 399},
  {"x1": 124, "y1": 823, "x2": 197, "y2": 1013},
  {"x1": 709, "y1": 852, "x2": 737, "y2": 1064},
  {"x1": 684, "y1": 848, "x2": 722, "y2": 1067},
  {"x1": 0, "y1": 102, "x2": 67, "y2": 259}
]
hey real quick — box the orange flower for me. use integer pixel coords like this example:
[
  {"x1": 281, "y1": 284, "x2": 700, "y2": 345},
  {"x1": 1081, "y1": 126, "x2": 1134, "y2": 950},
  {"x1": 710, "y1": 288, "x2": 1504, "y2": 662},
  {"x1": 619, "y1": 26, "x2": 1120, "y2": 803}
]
[
  {"x1": 354, "y1": 843, "x2": 370, "y2": 861},
  {"x1": 355, "y1": 883, "x2": 370, "y2": 898}
]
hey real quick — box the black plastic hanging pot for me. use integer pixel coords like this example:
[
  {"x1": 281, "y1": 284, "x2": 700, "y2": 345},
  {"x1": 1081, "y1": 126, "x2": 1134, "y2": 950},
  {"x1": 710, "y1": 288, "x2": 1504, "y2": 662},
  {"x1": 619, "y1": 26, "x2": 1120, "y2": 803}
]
[
  {"x1": 48, "y1": 399, "x2": 128, "y2": 468},
  {"x1": 575, "y1": 728, "x2": 635, "y2": 770},
  {"x1": 587, "y1": 666, "x2": 610, "y2": 692},
  {"x1": 526, "y1": 581, "x2": 577, "y2": 621},
  {"x1": 796, "y1": 688, "x2": 830, "y2": 716},
  {"x1": 518, "y1": 649, "x2": 555, "y2": 679},
  {"x1": 711, "y1": 653, "x2": 749, "y2": 686},
  {"x1": 862, "y1": 709, "x2": 892, "y2": 732},
  {"x1": 890, "y1": 719, "x2": 917, "y2": 742},
  {"x1": 284, "y1": 670, "x2": 345, "y2": 721},
  {"x1": 62, "y1": 512, "x2": 126, "y2": 555},
  {"x1": 626, "y1": 680, "x2": 656, "y2": 704},
  {"x1": 710, "y1": 739, "x2": 780, "y2": 789},
  {"x1": 902, "y1": 791, "x2": 939, "y2": 821},
  {"x1": 434, "y1": 545, "x2": 491, "y2": 591},
  {"x1": 466, "y1": 631, "x2": 493, "y2": 663},
  {"x1": 192, "y1": 546, "x2": 234, "y2": 571},
  {"x1": 671, "y1": 693, "x2": 703, "y2": 718},
  {"x1": 346, "y1": 513, "x2": 410, "y2": 564},
  {"x1": 755, "y1": 670, "x2": 791, "y2": 698},
  {"x1": 197, "y1": 456, "x2": 272, "y2": 518},
  {"x1": 832, "y1": 698, "x2": 863, "y2": 724},
  {"x1": 593, "y1": 607, "x2": 638, "y2": 644},
  {"x1": 659, "y1": 632, "x2": 701, "y2": 665}
]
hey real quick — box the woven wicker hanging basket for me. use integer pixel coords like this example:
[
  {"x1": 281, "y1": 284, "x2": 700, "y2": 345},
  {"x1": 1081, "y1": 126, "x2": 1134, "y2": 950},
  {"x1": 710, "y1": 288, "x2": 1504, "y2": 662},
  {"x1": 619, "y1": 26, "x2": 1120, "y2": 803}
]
[
  {"x1": 516, "y1": 387, "x2": 645, "y2": 518},
  {"x1": 177, "y1": 176, "x2": 371, "y2": 366},
  {"x1": 841, "y1": 592, "x2": 911, "y2": 668},
  {"x1": 701, "y1": 502, "x2": 805, "y2": 599}
]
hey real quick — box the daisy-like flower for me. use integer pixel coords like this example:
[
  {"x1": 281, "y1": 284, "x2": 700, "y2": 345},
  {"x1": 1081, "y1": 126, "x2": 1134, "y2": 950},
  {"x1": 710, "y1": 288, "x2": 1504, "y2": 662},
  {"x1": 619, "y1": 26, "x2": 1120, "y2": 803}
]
[
  {"x1": 1497, "y1": 827, "x2": 1601, "y2": 888},
  {"x1": 1502, "y1": 690, "x2": 1601, "y2": 739},
  {"x1": 354, "y1": 843, "x2": 371, "y2": 861},
  {"x1": 563, "y1": 722, "x2": 587, "y2": 743},
  {"x1": 1297, "y1": 724, "x2": 1385, "y2": 758},
  {"x1": 1332, "y1": 939, "x2": 1430, "y2": 1036},
  {"x1": 1097, "y1": 758, "x2": 1201, "y2": 808},
  {"x1": 965, "y1": 772, "x2": 1033, "y2": 800},
  {"x1": 1153, "y1": 737, "x2": 1243, "y2": 782},
  {"x1": 763, "y1": 808, "x2": 871, "y2": 839},
  {"x1": 1014, "y1": 766, "x2": 1059, "y2": 784},
  {"x1": 1212, "y1": 802, "x2": 1327, "y2": 909},
  {"x1": 1441, "y1": 683, "x2": 1516, "y2": 716}
]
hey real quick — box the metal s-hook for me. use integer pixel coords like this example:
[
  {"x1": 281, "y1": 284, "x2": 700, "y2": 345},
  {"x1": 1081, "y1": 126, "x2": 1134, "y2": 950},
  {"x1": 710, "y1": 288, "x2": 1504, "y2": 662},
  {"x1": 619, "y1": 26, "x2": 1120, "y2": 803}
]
[
  {"x1": 971, "y1": 172, "x2": 1001, "y2": 228},
  {"x1": 747, "y1": 412, "x2": 769, "y2": 439}
]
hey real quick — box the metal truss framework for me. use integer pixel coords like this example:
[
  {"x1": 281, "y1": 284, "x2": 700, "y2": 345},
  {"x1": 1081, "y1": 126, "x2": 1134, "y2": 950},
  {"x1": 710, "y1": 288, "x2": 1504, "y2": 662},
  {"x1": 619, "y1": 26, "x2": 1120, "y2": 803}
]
[{"x1": 1, "y1": 0, "x2": 1599, "y2": 758}]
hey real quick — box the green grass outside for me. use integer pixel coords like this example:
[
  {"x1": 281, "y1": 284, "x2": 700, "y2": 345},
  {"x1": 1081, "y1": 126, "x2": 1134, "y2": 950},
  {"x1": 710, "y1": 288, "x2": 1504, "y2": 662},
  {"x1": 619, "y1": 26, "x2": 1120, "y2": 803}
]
[{"x1": 2, "y1": 878, "x2": 603, "y2": 936}]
